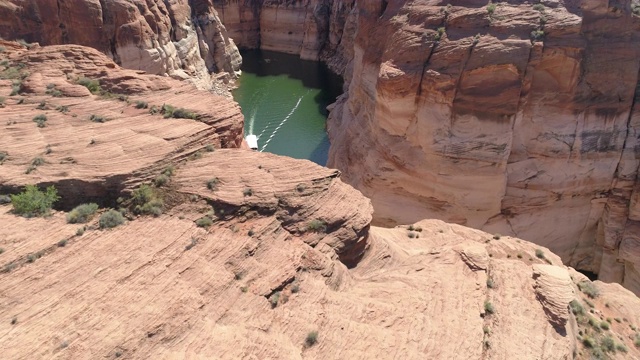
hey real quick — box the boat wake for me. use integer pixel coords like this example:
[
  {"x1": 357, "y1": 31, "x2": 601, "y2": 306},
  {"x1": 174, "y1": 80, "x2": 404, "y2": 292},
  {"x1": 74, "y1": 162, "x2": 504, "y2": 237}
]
[{"x1": 259, "y1": 91, "x2": 310, "y2": 152}]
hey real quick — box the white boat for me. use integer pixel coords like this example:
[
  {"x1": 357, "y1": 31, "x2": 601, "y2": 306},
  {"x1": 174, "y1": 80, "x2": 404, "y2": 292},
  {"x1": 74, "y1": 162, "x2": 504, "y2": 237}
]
[{"x1": 246, "y1": 134, "x2": 258, "y2": 150}]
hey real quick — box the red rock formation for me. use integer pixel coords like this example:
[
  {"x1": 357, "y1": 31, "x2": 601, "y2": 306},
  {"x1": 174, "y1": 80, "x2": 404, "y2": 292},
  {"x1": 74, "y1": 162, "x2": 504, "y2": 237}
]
[
  {"x1": 212, "y1": 0, "x2": 356, "y2": 72},
  {"x1": 0, "y1": 0, "x2": 242, "y2": 90},
  {"x1": 327, "y1": 1, "x2": 640, "y2": 294}
]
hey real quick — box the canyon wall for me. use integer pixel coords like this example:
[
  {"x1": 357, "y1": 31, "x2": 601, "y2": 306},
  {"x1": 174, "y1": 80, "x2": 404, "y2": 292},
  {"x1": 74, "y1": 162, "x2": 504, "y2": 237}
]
[
  {"x1": 212, "y1": 0, "x2": 356, "y2": 73},
  {"x1": 0, "y1": 0, "x2": 242, "y2": 90},
  {"x1": 327, "y1": 0, "x2": 640, "y2": 293}
]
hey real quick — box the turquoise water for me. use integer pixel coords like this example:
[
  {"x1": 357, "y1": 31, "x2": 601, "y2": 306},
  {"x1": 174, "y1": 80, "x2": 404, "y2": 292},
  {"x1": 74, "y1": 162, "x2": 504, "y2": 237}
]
[{"x1": 232, "y1": 50, "x2": 343, "y2": 165}]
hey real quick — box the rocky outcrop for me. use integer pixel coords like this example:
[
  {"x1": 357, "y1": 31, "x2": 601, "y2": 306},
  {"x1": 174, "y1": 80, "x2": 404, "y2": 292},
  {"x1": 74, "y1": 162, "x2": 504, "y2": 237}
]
[
  {"x1": 0, "y1": 41, "x2": 243, "y2": 207},
  {"x1": 212, "y1": 0, "x2": 356, "y2": 73},
  {"x1": 0, "y1": 0, "x2": 241, "y2": 90},
  {"x1": 327, "y1": 1, "x2": 640, "y2": 293}
]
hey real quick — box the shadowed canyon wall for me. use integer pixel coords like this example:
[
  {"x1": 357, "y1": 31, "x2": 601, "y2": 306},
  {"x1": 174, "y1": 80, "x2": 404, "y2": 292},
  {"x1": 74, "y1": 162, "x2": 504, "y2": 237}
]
[
  {"x1": 326, "y1": 0, "x2": 640, "y2": 292},
  {"x1": 0, "y1": 0, "x2": 242, "y2": 89},
  {"x1": 211, "y1": 0, "x2": 357, "y2": 73}
]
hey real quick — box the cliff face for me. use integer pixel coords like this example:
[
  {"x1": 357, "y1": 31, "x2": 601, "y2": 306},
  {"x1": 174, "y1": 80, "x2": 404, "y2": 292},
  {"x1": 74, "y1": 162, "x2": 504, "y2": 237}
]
[
  {"x1": 327, "y1": 1, "x2": 640, "y2": 293},
  {"x1": 212, "y1": 0, "x2": 356, "y2": 72},
  {"x1": 0, "y1": 0, "x2": 242, "y2": 90}
]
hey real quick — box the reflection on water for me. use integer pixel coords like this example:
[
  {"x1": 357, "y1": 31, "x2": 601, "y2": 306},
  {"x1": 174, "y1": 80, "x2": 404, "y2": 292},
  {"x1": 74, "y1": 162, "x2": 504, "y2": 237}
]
[{"x1": 232, "y1": 50, "x2": 343, "y2": 166}]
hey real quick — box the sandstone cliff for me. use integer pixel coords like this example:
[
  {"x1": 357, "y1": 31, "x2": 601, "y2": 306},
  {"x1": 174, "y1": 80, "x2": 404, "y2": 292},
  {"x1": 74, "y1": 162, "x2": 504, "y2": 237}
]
[
  {"x1": 327, "y1": 1, "x2": 640, "y2": 294},
  {"x1": 0, "y1": 0, "x2": 242, "y2": 90},
  {"x1": 2, "y1": 41, "x2": 640, "y2": 360},
  {"x1": 212, "y1": 0, "x2": 356, "y2": 73}
]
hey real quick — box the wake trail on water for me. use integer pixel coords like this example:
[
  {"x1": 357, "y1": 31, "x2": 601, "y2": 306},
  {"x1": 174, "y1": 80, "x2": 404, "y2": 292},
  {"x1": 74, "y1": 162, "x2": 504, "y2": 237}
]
[
  {"x1": 260, "y1": 90, "x2": 310, "y2": 152},
  {"x1": 246, "y1": 80, "x2": 275, "y2": 135}
]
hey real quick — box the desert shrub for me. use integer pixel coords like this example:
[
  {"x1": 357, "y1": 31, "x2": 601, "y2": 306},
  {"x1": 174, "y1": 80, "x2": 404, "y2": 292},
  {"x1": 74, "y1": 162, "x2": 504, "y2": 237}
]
[
  {"x1": 486, "y1": 277, "x2": 494, "y2": 289},
  {"x1": 0, "y1": 96, "x2": 5, "y2": 106},
  {"x1": 56, "y1": 105, "x2": 69, "y2": 113},
  {"x1": 435, "y1": 27, "x2": 446, "y2": 41},
  {"x1": 634, "y1": 333, "x2": 640, "y2": 347},
  {"x1": 0, "y1": 46, "x2": 4, "y2": 53},
  {"x1": 205, "y1": 144, "x2": 215, "y2": 152},
  {"x1": 172, "y1": 108, "x2": 197, "y2": 119},
  {"x1": 11, "y1": 185, "x2": 59, "y2": 217},
  {"x1": 0, "y1": 194, "x2": 11, "y2": 204},
  {"x1": 492, "y1": 233, "x2": 501, "y2": 240},
  {"x1": 616, "y1": 343, "x2": 627, "y2": 353},
  {"x1": 296, "y1": 183, "x2": 306, "y2": 192},
  {"x1": 0, "y1": 151, "x2": 7, "y2": 164},
  {"x1": 569, "y1": 300, "x2": 584, "y2": 315},
  {"x1": 634, "y1": 4, "x2": 640, "y2": 16},
  {"x1": 601, "y1": 336, "x2": 615, "y2": 352},
  {"x1": 57, "y1": 239, "x2": 67, "y2": 247},
  {"x1": 196, "y1": 216, "x2": 213, "y2": 228},
  {"x1": 99, "y1": 209, "x2": 125, "y2": 229},
  {"x1": 135, "y1": 101, "x2": 148, "y2": 109},
  {"x1": 535, "y1": 249, "x2": 545, "y2": 259},
  {"x1": 162, "y1": 165, "x2": 175, "y2": 177},
  {"x1": 408, "y1": 232, "x2": 416, "y2": 238},
  {"x1": 582, "y1": 336, "x2": 595, "y2": 348},
  {"x1": 578, "y1": 281, "x2": 600, "y2": 299},
  {"x1": 484, "y1": 301, "x2": 495, "y2": 315},
  {"x1": 533, "y1": 3, "x2": 545, "y2": 11},
  {"x1": 305, "y1": 331, "x2": 318, "y2": 347},
  {"x1": 66, "y1": 203, "x2": 99, "y2": 223},
  {"x1": 10, "y1": 80, "x2": 22, "y2": 96},
  {"x1": 76, "y1": 226, "x2": 85, "y2": 236},
  {"x1": 531, "y1": 29, "x2": 545, "y2": 42},
  {"x1": 77, "y1": 77, "x2": 101, "y2": 93},
  {"x1": 185, "y1": 237, "x2": 197, "y2": 250},
  {"x1": 269, "y1": 292, "x2": 280, "y2": 308},
  {"x1": 291, "y1": 284, "x2": 300, "y2": 293},
  {"x1": 207, "y1": 178, "x2": 219, "y2": 191},
  {"x1": 154, "y1": 174, "x2": 169, "y2": 187},
  {"x1": 600, "y1": 321, "x2": 610, "y2": 331},
  {"x1": 307, "y1": 219, "x2": 326, "y2": 233},
  {"x1": 248, "y1": 229, "x2": 255, "y2": 236},
  {"x1": 243, "y1": 188, "x2": 253, "y2": 197},
  {"x1": 131, "y1": 184, "x2": 163, "y2": 216},
  {"x1": 36, "y1": 101, "x2": 46, "y2": 110},
  {"x1": 33, "y1": 114, "x2": 47, "y2": 127},
  {"x1": 487, "y1": 3, "x2": 496, "y2": 14},
  {"x1": 90, "y1": 114, "x2": 106, "y2": 123}
]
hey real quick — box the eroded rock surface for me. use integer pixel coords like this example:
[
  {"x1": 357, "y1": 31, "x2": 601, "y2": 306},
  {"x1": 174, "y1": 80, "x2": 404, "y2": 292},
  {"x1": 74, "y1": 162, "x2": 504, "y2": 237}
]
[
  {"x1": 212, "y1": 0, "x2": 356, "y2": 72},
  {"x1": 0, "y1": 42, "x2": 243, "y2": 207},
  {"x1": 326, "y1": 1, "x2": 640, "y2": 293},
  {"x1": 0, "y1": 0, "x2": 241, "y2": 90}
]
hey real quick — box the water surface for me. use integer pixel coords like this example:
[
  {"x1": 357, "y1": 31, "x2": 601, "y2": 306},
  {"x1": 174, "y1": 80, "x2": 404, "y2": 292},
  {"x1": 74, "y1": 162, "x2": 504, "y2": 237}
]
[{"x1": 232, "y1": 50, "x2": 342, "y2": 165}]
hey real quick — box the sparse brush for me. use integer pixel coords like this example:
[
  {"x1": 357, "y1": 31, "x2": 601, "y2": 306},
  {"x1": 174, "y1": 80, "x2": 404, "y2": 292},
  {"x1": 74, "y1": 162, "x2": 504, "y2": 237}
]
[
  {"x1": 99, "y1": 209, "x2": 125, "y2": 229},
  {"x1": 66, "y1": 203, "x2": 99, "y2": 223},
  {"x1": 305, "y1": 331, "x2": 318, "y2": 347},
  {"x1": 135, "y1": 101, "x2": 148, "y2": 109},
  {"x1": 307, "y1": 219, "x2": 326, "y2": 233}
]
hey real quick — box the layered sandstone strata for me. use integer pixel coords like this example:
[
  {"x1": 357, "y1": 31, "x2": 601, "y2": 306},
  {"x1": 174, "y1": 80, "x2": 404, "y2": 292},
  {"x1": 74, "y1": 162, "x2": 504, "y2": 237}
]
[
  {"x1": 0, "y1": 0, "x2": 241, "y2": 90},
  {"x1": 327, "y1": 1, "x2": 640, "y2": 293},
  {"x1": 212, "y1": 0, "x2": 356, "y2": 72}
]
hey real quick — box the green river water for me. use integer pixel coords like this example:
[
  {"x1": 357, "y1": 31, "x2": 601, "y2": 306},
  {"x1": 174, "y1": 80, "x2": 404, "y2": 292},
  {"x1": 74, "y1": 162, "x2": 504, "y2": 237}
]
[{"x1": 232, "y1": 50, "x2": 343, "y2": 166}]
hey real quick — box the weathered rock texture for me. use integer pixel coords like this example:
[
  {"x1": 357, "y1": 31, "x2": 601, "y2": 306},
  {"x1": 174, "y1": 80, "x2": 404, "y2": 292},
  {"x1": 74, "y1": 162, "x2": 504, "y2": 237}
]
[
  {"x1": 2, "y1": 42, "x2": 640, "y2": 360},
  {"x1": 0, "y1": 0, "x2": 242, "y2": 90},
  {"x1": 327, "y1": 1, "x2": 640, "y2": 294},
  {"x1": 212, "y1": 0, "x2": 356, "y2": 72},
  {"x1": 0, "y1": 41, "x2": 243, "y2": 207}
]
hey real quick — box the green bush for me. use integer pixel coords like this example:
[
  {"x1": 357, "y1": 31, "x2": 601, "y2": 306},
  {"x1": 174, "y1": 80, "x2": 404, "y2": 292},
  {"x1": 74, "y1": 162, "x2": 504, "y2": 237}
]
[
  {"x1": 131, "y1": 184, "x2": 163, "y2": 216},
  {"x1": 531, "y1": 29, "x2": 545, "y2": 42},
  {"x1": 532, "y1": 3, "x2": 545, "y2": 11},
  {"x1": 486, "y1": 277, "x2": 495, "y2": 289},
  {"x1": 135, "y1": 101, "x2": 148, "y2": 109},
  {"x1": 33, "y1": 114, "x2": 47, "y2": 127},
  {"x1": 243, "y1": 188, "x2": 253, "y2": 197},
  {"x1": 305, "y1": 331, "x2": 318, "y2": 347},
  {"x1": 99, "y1": 209, "x2": 125, "y2": 229},
  {"x1": 66, "y1": 203, "x2": 99, "y2": 223},
  {"x1": 0, "y1": 96, "x2": 5, "y2": 106},
  {"x1": 569, "y1": 300, "x2": 584, "y2": 315},
  {"x1": 154, "y1": 174, "x2": 169, "y2": 187},
  {"x1": 0, "y1": 195, "x2": 11, "y2": 204},
  {"x1": 582, "y1": 336, "x2": 595, "y2": 348},
  {"x1": 11, "y1": 185, "x2": 59, "y2": 217},
  {"x1": 162, "y1": 165, "x2": 175, "y2": 177},
  {"x1": 77, "y1": 77, "x2": 101, "y2": 93},
  {"x1": 578, "y1": 281, "x2": 600, "y2": 299},
  {"x1": 270, "y1": 292, "x2": 280, "y2": 308},
  {"x1": 601, "y1": 336, "x2": 615, "y2": 352},
  {"x1": 535, "y1": 249, "x2": 545, "y2": 259},
  {"x1": 484, "y1": 301, "x2": 495, "y2": 315},
  {"x1": 89, "y1": 114, "x2": 106, "y2": 123},
  {"x1": 0, "y1": 151, "x2": 7, "y2": 164},
  {"x1": 307, "y1": 219, "x2": 326, "y2": 233},
  {"x1": 196, "y1": 216, "x2": 213, "y2": 228},
  {"x1": 600, "y1": 321, "x2": 610, "y2": 330}
]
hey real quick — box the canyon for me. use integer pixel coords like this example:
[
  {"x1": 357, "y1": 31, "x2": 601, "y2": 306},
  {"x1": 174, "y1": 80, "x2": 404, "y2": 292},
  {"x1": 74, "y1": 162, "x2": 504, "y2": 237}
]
[{"x1": 2, "y1": 0, "x2": 640, "y2": 358}]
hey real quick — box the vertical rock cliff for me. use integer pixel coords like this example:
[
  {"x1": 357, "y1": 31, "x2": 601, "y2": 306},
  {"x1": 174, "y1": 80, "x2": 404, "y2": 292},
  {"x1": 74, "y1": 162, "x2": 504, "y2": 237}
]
[
  {"x1": 212, "y1": 0, "x2": 356, "y2": 73},
  {"x1": 327, "y1": 0, "x2": 640, "y2": 293},
  {"x1": 0, "y1": 0, "x2": 242, "y2": 90}
]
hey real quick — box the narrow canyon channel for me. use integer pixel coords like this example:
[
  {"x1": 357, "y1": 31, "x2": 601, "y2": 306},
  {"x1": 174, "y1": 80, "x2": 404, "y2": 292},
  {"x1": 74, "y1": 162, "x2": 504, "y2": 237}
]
[{"x1": 232, "y1": 50, "x2": 343, "y2": 165}]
